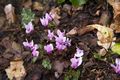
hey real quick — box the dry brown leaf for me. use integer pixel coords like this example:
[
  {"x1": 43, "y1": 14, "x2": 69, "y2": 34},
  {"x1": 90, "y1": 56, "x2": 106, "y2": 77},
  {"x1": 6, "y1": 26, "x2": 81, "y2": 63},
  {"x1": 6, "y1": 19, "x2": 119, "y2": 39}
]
[
  {"x1": 88, "y1": 24, "x2": 115, "y2": 50},
  {"x1": 5, "y1": 60, "x2": 26, "y2": 80},
  {"x1": 50, "y1": 7, "x2": 61, "y2": 25},
  {"x1": 12, "y1": 41, "x2": 22, "y2": 54},
  {"x1": 4, "y1": 4, "x2": 16, "y2": 24},
  {"x1": 32, "y1": 2, "x2": 43, "y2": 11},
  {"x1": 66, "y1": 27, "x2": 77, "y2": 36},
  {"x1": 78, "y1": 26, "x2": 95, "y2": 36}
]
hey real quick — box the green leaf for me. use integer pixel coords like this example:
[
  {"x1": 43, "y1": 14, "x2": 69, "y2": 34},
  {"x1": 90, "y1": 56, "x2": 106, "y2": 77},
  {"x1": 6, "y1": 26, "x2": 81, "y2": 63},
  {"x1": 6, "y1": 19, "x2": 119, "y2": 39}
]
[
  {"x1": 111, "y1": 43, "x2": 120, "y2": 55},
  {"x1": 70, "y1": 0, "x2": 88, "y2": 7},
  {"x1": 42, "y1": 59, "x2": 52, "y2": 70},
  {"x1": 21, "y1": 8, "x2": 35, "y2": 25},
  {"x1": 57, "y1": 0, "x2": 65, "y2": 4}
]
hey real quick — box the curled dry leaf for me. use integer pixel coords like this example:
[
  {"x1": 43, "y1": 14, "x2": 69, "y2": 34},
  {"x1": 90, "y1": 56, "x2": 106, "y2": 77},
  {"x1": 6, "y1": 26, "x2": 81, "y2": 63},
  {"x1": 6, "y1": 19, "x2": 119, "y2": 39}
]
[
  {"x1": 4, "y1": 4, "x2": 16, "y2": 24},
  {"x1": 88, "y1": 24, "x2": 115, "y2": 50},
  {"x1": 50, "y1": 7, "x2": 61, "y2": 25},
  {"x1": 5, "y1": 60, "x2": 26, "y2": 80}
]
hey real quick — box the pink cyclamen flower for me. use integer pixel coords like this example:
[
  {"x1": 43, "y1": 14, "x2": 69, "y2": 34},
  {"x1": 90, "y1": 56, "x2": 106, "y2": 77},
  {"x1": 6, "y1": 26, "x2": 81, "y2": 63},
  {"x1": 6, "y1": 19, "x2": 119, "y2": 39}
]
[
  {"x1": 55, "y1": 29, "x2": 71, "y2": 50},
  {"x1": 44, "y1": 44, "x2": 54, "y2": 53},
  {"x1": 45, "y1": 13, "x2": 52, "y2": 21},
  {"x1": 23, "y1": 39, "x2": 34, "y2": 48},
  {"x1": 55, "y1": 35, "x2": 66, "y2": 44},
  {"x1": 111, "y1": 58, "x2": 120, "y2": 74},
  {"x1": 70, "y1": 47, "x2": 84, "y2": 69},
  {"x1": 74, "y1": 47, "x2": 84, "y2": 58},
  {"x1": 40, "y1": 17, "x2": 48, "y2": 26},
  {"x1": 32, "y1": 44, "x2": 39, "y2": 51},
  {"x1": 24, "y1": 21, "x2": 34, "y2": 34},
  {"x1": 48, "y1": 30, "x2": 54, "y2": 40},
  {"x1": 55, "y1": 42, "x2": 66, "y2": 50},
  {"x1": 32, "y1": 49, "x2": 39, "y2": 57},
  {"x1": 70, "y1": 57, "x2": 82, "y2": 69}
]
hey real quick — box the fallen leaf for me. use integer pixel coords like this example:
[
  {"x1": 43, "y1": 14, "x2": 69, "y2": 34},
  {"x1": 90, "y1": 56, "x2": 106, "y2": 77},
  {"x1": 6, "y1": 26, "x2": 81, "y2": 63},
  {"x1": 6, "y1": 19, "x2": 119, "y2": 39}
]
[
  {"x1": 4, "y1": 4, "x2": 16, "y2": 24},
  {"x1": 12, "y1": 41, "x2": 22, "y2": 54},
  {"x1": 5, "y1": 60, "x2": 26, "y2": 80},
  {"x1": 50, "y1": 7, "x2": 61, "y2": 25},
  {"x1": 78, "y1": 26, "x2": 94, "y2": 36},
  {"x1": 32, "y1": 2, "x2": 43, "y2": 11},
  {"x1": 66, "y1": 27, "x2": 77, "y2": 36},
  {"x1": 88, "y1": 24, "x2": 115, "y2": 50}
]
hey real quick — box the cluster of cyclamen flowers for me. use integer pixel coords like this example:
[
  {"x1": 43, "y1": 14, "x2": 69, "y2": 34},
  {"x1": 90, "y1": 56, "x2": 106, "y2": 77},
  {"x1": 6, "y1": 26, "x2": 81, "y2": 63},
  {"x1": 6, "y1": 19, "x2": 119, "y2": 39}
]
[
  {"x1": 44, "y1": 29, "x2": 71, "y2": 53},
  {"x1": 70, "y1": 47, "x2": 84, "y2": 69},
  {"x1": 23, "y1": 39, "x2": 39, "y2": 57}
]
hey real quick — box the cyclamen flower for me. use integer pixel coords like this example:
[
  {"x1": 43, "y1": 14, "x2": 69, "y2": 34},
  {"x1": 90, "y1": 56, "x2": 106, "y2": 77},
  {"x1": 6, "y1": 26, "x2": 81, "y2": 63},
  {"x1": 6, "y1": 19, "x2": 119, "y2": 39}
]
[
  {"x1": 48, "y1": 30, "x2": 54, "y2": 40},
  {"x1": 75, "y1": 47, "x2": 84, "y2": 57},
  {"x1": 111, "y1": 58, "x2": 120, "y2": 74},
  {"x1": 32, "y1": 49, "x2": 39, "y2": 57},
  {"x1": 23, "y1": 39, "x2": 39, "y2": 57},
  {"x1": 44, "y1": 44, "x2": 54, "y2": 53},
  {"x1": 55, "y1": 42, "x2": 66, "y2": 50},
  {"x1": 70, "y1": 57, "x2": 82, "y2": 69},
  {"x1": 40, "y1": 13, "x2": 53, "y2": 27},
  {"x1": 55, "y1": 29, "x2": 71, "y2": 50},
  {"x1": 45, "y1": 13, "x2": 52, "y2": 21},
  {"x1": 70, "y1": 48, "x2": 84, "y2": 69},
  {"x1": 40, "y1": 17, "x2": 48, "y2": 26},
  {"x1": 24, "y1": 22, "x2": 34, "y2": 34},
  {"x1": 23, "y1": 39, "x2": 34, "y2": 48}
]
